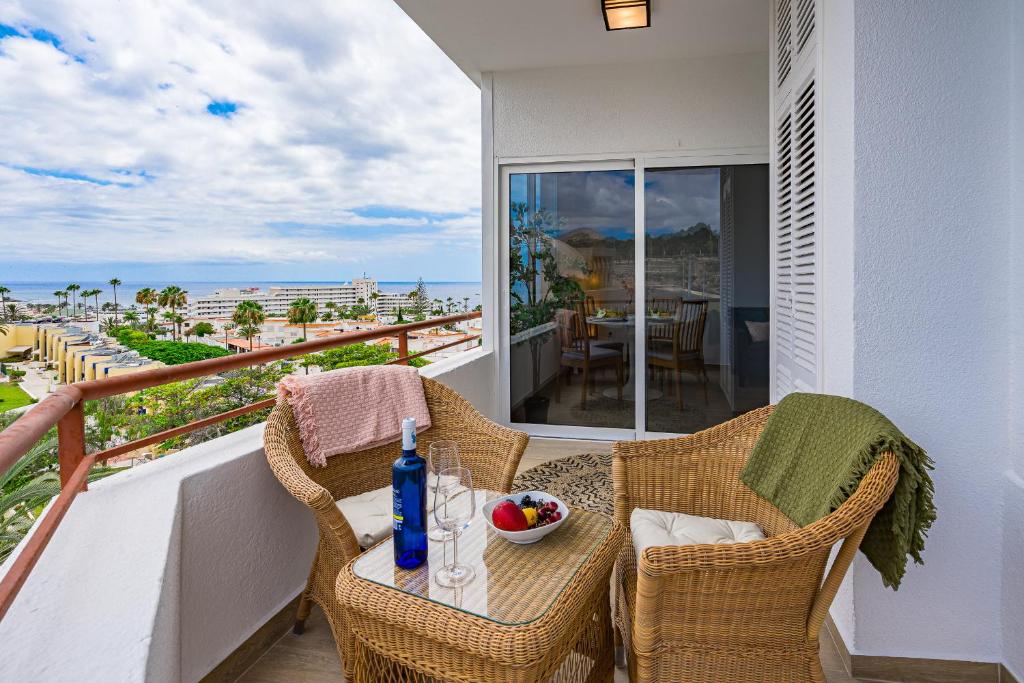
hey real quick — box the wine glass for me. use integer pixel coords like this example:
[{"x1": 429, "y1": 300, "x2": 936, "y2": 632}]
[
  {"x1": 427, "y1": 441, "x2": 460, "y2": 541},
  {"x1": 433, "y1": 467, "x2": 476, "y2": 588}
]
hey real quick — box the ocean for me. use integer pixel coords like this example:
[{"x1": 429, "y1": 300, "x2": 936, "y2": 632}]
[{"x1": 3, "y1": 281, "x2": 483, "y2": 309}]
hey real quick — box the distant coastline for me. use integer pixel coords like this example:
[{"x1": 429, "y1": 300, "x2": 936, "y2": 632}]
[{"x1": 3, "y1": 280, "x2": 484, "y2": 308}]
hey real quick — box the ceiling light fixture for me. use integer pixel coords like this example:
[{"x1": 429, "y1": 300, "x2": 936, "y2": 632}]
[{"x1": 602, "y1": 0, "x2": 651, "y2": 31}]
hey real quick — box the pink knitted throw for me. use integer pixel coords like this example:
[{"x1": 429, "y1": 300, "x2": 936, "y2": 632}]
[{"x1": 277, "y1": 365, "x2": 431, "y2": 468}]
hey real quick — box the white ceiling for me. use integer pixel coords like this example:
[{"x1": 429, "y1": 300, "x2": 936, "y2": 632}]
[{"x1": 393, "y1": 0, "x2": 769, "y2": 83}]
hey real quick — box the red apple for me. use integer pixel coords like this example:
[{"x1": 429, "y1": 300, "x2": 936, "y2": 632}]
[{"x1": 491, "y1": 501, "x2": 529, "y2": 532}]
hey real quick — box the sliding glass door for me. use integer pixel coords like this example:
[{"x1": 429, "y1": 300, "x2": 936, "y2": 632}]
[
  {"x1": 504, "y1": 161, "x2": 769, "y2": 438},
  {"x1": 507, "y1": 169, "x2": 635, "y2": 431}
]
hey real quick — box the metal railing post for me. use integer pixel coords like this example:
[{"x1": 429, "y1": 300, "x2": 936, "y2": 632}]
[
  {"x1": 397, "y1": 331, "x2": 409, "y2": 365},
  {"x1": 57, "y1": 403, "x2": 87, "y2": 491}
]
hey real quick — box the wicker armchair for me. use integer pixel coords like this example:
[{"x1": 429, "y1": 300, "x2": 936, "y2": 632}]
[
  {"x1": 263, "y1": 376, "x2": 529, "y2": 677},
  {"x1": 612, "y1": 405, "x2": 899, "y2": 683}
]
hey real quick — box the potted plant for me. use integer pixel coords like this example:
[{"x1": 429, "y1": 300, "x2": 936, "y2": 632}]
[{"x1": 509, "y1": 202, "x2": 584, "y2": 423}]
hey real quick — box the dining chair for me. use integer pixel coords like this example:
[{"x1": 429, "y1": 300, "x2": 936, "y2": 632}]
[
  {"x1": 647, "y1": 299, "x2": 709, "y2": 409},
  {"x1": 554, "y1": 300, "x2": 624, "y2": 409}
]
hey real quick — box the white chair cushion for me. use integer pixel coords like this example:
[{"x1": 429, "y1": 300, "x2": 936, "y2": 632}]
[
  {"x1": 336, "y1": 486, "x2": 393, "y2": 548},
  {"x1": 630, "y1": 508, "x2": 766, "y2": 563}
]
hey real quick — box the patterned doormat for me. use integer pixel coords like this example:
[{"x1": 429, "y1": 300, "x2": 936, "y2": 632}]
[{"x1": 512, "y1": 453, "x2": 613, "y2": 517}]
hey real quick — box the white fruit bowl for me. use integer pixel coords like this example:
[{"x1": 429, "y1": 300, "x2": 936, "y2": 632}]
[{"x1": 482, "y1": 491, "x2": 570, "y2": 544}]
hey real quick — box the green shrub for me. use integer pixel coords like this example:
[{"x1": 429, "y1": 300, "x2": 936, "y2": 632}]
[{"x1": 132, "y1": 341, "x2": 231, "y2": 366}]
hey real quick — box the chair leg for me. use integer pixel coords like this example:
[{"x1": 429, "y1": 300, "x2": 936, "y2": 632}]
[
  {"x1": 294, "y1": 589, "x2": 313, "y2": 634},
  {"x1": 700, "y1": 363, "x2": 709, "y2": 404},
  {"x1": 616, "y1": 359, "x2": 623, "y2": 402},
  {"x1": 554, "y1": 367, "x2": 561, "y2": 403},
  {"x1": 675, "y1": 368, "x2": 683, "y2": 410},
  {"x1": 581, "y1": 366, "x2": 589, "y2": 409}
]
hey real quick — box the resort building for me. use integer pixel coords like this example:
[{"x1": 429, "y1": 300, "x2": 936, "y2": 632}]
[
  {"x1": 190, "y1": 279, "x2": 379, "y2": 318},
  {"x1": 2, "y1": 2, "x2": 1023, "y2": 683}
]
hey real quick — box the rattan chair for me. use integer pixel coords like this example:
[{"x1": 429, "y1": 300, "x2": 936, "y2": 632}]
[
  {"x1": 263, "y1": 376, "x2": 529, "y2": 677},
  {"x1": 612, "y1": 405, "x2": 900, "y2": 683}
]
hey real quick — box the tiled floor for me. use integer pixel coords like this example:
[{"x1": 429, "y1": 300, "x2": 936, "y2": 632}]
[{"x1": 237, "y1": 438, "x2": 873, "y2": 683}]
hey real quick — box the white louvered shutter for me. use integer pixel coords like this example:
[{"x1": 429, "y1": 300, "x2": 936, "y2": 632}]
[{"x1": 771, "y1": 0, "x2": 820, "y2": 399}]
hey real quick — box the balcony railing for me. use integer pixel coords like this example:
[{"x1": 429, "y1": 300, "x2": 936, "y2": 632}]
[{"x1": 0, "y1": 311, "x2": 481, "y2": 620}]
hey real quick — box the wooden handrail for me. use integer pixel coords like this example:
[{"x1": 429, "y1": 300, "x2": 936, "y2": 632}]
[{"x1": 0, "y1": 310, "x2": 481, "y2": 621}]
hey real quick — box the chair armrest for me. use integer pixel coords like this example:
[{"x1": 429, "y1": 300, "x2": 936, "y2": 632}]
[{"x1": 263, "y1": 405, "x2": 335, "y2": 511}]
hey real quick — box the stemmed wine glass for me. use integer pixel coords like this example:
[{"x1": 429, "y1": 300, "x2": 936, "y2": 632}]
[
  {"x1": 432, "y1": 467, "x2": 475, "y2": 588},
  {"x1": 427, "y1": 441, "x2": 460, "y2": 541}
]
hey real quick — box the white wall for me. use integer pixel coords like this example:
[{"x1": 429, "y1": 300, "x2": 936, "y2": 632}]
[
  {"x1": 0, "y1": 355, "x2": 497, "y2": 682},
  {"x1": 1004, "y1": 0, "x2": 1024, "y2": 677},
  {"x1": 819, "y1": 0, "x2": 858, "y2": 643},
  {"x1": 491, "y1": 52, "x2": 768, "y2": 160},
  {"x1": 842, "y1": 0, "x2": 1015, "y2": 664}
]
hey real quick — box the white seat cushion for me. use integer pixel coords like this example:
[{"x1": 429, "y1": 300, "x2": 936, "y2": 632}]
[
  {"x1": 336, "y1": 486, "x2": 393, "y2": 548},
  {"x1": 630, "y1": 508, "x2": 766, "y2": 563}
]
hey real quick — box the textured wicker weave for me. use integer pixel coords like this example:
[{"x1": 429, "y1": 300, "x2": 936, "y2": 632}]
[
  {"x1": 263, "y1": 376, "x2": 529, "y2": 677},
  {"x1": 337, "y1": 508, "x2": 625, "y2": 683},
  {"x1": 612, "y1": 405, "x2": 900, "y2": 683}
]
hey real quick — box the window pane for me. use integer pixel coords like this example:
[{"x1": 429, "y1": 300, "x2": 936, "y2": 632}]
[
  {"x1": 644, "y1": 165, "x2": 770, "y2": 433},
  {"x1": 509, "y1": 170, "x2": 635, "y2": 429}
]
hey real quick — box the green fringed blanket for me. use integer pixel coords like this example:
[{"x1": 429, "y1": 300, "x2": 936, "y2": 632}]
[{"x1": 739, "y1": 393, "x2": 936, "y2": 589}]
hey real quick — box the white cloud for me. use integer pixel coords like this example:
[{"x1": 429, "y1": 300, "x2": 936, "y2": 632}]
[{"x1": 0, "y1": 0, "x2": 481, "y2": 279}]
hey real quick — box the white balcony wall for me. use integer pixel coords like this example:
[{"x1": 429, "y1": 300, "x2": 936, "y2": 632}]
[
  {"x1": 815, "y1": 0, "x2": 1022, "y2": 673},
  {"x1": 489, "y1": 52, "x2": 769, "y2": 160},
  {"x1": 0, "y1": 350, "x2": 497, "y2": 681},
  {"x1": 1006, "y1": 0, "x2": 1024, "y2": 677}
]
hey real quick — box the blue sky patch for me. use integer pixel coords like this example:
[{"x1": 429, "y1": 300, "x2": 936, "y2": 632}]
[
  {"x1": 157, "y1": 82, "x2": 173, "y2": 90},
  {"x1": 0, "y1": 24, "x2": 22, "y2": 39},
  {"x1": 8, "y1": 164, "x2": 134, "y2": 188},
  {"x1": 351, "y1": 205, "x2": 464, "y2": 222},
  {"x1": 207, "y1": 100, "x2": 239, "y2": 118}
]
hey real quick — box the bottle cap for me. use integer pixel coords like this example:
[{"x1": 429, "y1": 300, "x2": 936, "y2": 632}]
[{"x1": 401, "y1": 417, "x2": 416, "y2": 450}]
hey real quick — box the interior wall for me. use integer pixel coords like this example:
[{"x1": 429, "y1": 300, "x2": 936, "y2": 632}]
[
  {"x1": 491, "y1": 52, "x2": 768, "y2": 159},
  {"x1": 732, "y1": 165, "x2": 770, "y2": 308},
  {"x1": 1004, "y1": 0, "x2": 1024, "y2": 677},
  {"x1": 850, "y1": 0, "x2": 1013, "y2": 662}
]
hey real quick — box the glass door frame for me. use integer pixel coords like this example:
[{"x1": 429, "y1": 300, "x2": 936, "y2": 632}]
[{"x1": 499, "y1": 152, "x2": 768, "y2": 442}]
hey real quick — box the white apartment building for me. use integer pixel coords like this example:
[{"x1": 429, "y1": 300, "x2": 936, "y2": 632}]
[
  {"x1": 189, "y1": 278, "x2": 378, "y2": 318},
  {"x1": 374, "y1": 292, "x2": 417, "y2": 316}
]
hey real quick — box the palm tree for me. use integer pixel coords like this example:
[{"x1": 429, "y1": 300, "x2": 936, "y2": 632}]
[
  {"x1": 136, "y1": 287, "x2": 157, "y2": 330},
  {"x1": 172, "y1": 313, "x2": 185, "y2": 341},
  {"x1": 222, "y1": 322, "x2": 236, "y2": 351},
  {"x1": 122, "y1": 310, "x2": 140, "y2": 328},
  {"x1": 158, "y1": 286, "x2": 187, "y2": 340},
  {"x1": 369, "y1": 291, "x2": 380, "y2": 313},
  {"x1": 161, "y1": 310, "x2": 176, "y2": 337},
  {"x1": 82, "y1": 288, "x2": 102, "y2": 321},
  {"x1": 53, "y1": 290, "x2": 65, "y2": 316},
  {"x1": 287, "y1": 298, "x2": 317, "y2": 341},
  {"x1": 144, "y1": 307, "x2": 159, "y2": 333},
  {"x1": 6, "y1": 303, "x2": 25, "y2": 321},
  {"x1": 0, "y1": 286, "x2": 9, "y2": 320},
  {"x1": 232, "y1": 301, "x2": 266, "y2": 351},
  {"x1": 108, "y1": 278, "x2": 122, "y2": 325},
  {"x1": 66, "y1": 283, "x2": 81, "y2": 319},
  {"x1": 287, "y1": 298, "x2": 317, "y2": 372}
]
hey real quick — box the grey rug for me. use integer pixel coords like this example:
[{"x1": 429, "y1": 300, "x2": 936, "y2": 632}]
[{"x1": 512, "y1": 453, "x2": 613, "y2": 517}]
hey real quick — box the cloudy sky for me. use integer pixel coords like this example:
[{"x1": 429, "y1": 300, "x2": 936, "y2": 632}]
[{"x1": 0, "y1": 0, "x2": 481, "y2": 283}]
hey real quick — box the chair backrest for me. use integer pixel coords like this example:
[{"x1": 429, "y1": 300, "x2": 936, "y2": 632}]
[
  {"x1": 555, "y1": 300, "x2": 593, "y2": 357},
  {"x1": 264, "y1": 376, "x2": 526, "y2": 504},
  {"x1": 648, "y1": 296, "x2": 679, "y2": 339},
  {"x1": 674, "y1": 299, "x2": 708, "y2": 354}
]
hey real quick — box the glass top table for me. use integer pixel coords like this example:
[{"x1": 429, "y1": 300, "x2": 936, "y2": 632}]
[{"x1": 351, "y1": 490, "x2": 614, "y2": 626}]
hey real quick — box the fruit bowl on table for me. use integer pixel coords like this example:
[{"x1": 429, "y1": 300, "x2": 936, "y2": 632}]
[{"x1": 483, "y1": 491, "x2": 570, "y2": 545}]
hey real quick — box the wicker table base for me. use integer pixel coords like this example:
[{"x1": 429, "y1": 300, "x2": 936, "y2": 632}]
[{"x1": 336, "y1": 497, "x2": 623, "y2": 683}]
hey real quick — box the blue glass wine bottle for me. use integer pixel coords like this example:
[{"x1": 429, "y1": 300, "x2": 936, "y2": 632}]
[{"x1": 392, "y1": 417, "x2": 427, "y2": 569}]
